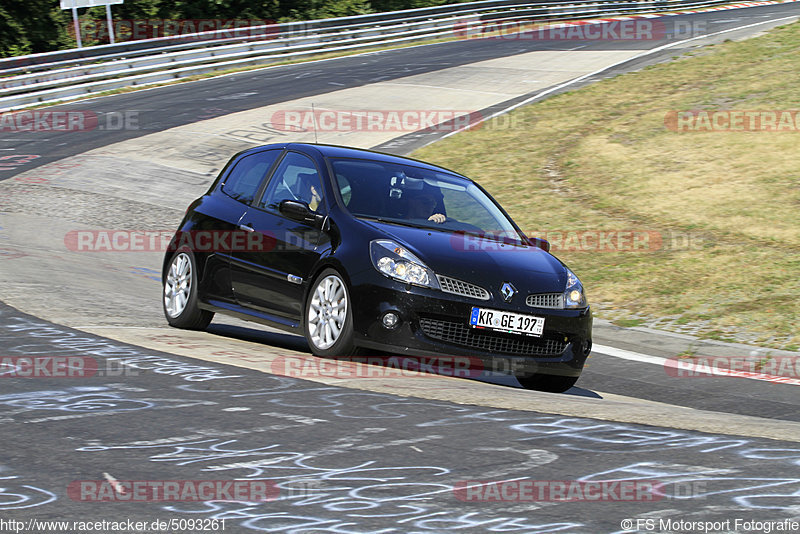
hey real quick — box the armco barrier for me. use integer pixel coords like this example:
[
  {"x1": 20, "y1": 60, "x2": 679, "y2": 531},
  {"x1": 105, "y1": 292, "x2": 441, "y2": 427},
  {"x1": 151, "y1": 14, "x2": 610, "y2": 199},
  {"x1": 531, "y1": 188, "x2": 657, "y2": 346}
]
[{"x1": 0, "y1": 0, "x2": 784, "y2": 110}]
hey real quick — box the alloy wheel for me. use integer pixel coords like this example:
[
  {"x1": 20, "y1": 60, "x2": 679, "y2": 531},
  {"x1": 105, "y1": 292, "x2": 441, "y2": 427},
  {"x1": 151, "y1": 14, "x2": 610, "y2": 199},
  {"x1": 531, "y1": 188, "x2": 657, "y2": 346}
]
[{"x1": 307, "y1": 274, "x2": 348, "y2": 350}]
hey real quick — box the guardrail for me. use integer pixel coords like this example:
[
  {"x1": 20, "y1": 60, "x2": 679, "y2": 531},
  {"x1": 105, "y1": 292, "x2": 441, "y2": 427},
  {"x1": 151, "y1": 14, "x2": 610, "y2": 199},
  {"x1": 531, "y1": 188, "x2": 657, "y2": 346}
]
[{"x1": 0, "y1": 0, "x2": 764, "y2": 110}]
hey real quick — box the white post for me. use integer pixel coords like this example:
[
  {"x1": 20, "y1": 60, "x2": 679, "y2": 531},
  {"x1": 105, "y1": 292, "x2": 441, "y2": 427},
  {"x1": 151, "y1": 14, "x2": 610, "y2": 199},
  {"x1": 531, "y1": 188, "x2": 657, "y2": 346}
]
[
  {"x1": 71, "y1": 0, "x2": 83, "y2": 48},
  {"x1": 106, "y1": 3, "x2": 115, "y2": 44}
]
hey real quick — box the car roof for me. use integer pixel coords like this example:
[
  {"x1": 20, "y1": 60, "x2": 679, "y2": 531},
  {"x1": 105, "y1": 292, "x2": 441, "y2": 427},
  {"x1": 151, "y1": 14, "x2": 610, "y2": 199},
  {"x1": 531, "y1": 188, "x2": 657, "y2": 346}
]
[{"x1": 239, "y1": 142, "x2": 465, "y2": 178}]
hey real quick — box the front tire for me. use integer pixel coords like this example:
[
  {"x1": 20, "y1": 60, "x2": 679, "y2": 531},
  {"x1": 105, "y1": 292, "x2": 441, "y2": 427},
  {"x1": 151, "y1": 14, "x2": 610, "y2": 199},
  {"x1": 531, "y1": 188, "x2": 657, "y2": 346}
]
[
  {"x1": 163, "y1": 248, "x2": 214, "y2": 330},
  {"x1": 304, "y1": 268, "x2": 357, "y2": 357}
]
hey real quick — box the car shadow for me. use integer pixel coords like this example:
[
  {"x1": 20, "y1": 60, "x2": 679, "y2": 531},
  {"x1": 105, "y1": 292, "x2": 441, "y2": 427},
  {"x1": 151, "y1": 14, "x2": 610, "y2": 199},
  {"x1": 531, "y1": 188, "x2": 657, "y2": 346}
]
[
  {"x1": 206, "y1": 322, "x2": 308, "y2": 352},
  {"x1": 561, "y1": 386, "x2": 602, "y2": 398},
  {"x1": 479, "y1": 372, "x2": 601, "y2": 397},
  {"x1": 204, "y1": 321, "x2": 603, "y2": 398}
]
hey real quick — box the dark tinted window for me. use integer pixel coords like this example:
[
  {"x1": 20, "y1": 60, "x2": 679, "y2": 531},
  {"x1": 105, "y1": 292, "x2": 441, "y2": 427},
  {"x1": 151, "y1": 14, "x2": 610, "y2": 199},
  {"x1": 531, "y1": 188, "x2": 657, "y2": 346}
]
[
  {"x1": 221, "y1": 150, "x2": 281, "y2": 204},
  {"x1": 330, "y1": 157, "x2": 521, "y2": 238}
]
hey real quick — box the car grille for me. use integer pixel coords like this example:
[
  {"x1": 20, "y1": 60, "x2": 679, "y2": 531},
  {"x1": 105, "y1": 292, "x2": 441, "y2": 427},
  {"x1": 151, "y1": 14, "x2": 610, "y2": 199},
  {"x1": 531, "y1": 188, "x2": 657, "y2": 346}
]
[
  {"x1": 436, "y1": 275, "x2": 490, "y2": 301},
  {"x1": 419, "y1": 317, "x2": 567, "y2": 356},
  {"x1": 526, "y1": 293, "x2": 564, "y2": 309}
]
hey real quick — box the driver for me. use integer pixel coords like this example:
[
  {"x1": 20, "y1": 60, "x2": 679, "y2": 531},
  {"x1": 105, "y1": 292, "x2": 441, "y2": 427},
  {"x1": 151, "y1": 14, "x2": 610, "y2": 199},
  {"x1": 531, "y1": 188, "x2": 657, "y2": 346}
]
[
  {"x1": 407, "y1": 189, "x2": 445, "y2": 224},
  {"x1": 293, "y1": 172, "x2": 322, "y2": 211}
]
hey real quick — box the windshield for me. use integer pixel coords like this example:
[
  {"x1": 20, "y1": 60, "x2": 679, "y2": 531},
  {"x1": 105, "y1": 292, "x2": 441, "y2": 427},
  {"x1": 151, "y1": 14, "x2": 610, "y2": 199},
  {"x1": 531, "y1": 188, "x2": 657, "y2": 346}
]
[{"x1": 330, "y1": 158, "x2": 523, "y2": 242}]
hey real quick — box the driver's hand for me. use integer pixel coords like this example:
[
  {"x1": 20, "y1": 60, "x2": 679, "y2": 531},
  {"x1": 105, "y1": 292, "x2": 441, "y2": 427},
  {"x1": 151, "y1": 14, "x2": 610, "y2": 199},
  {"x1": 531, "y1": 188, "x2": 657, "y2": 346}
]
[{"x1": 428, "y1": 213, "x2": 446, "y2": 224}]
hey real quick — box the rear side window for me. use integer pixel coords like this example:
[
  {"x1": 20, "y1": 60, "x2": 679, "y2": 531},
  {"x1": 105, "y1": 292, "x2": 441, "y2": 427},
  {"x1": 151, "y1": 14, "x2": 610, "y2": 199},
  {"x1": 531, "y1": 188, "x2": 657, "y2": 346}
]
[{"x1": 221, "y1": 150, "x2": 281, "y2": 204}]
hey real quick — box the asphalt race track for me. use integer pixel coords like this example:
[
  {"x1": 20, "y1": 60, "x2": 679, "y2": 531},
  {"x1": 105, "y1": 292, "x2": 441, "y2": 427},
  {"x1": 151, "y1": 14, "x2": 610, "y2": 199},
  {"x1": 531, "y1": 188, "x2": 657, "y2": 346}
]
[
  {"x1": 1, "y1": 302, "x2": 799, "y2": 533},
  {"x1": 1, "y1": 4, "x2": 799, "y2": 533}
]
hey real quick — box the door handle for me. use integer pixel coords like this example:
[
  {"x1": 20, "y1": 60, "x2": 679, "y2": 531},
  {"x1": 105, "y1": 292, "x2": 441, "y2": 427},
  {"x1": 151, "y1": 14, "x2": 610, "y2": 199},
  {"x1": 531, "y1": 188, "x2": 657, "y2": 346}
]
[{"x1": 238, "y1": 224, "x2": 255, "y2": 232}]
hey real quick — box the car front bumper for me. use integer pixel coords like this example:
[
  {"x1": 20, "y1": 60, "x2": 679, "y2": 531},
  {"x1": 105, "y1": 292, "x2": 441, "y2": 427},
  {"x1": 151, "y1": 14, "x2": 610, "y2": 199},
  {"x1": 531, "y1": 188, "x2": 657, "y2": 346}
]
[{"x1": 348, "y1": 269, "x2": 593, "y2": 379}]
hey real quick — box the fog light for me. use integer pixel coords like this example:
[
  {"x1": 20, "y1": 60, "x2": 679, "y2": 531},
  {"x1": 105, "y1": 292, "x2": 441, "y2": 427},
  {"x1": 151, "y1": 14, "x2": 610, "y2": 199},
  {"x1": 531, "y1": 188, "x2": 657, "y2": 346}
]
[{"x1": 382, "y1": 312, "x2": 400, "y2": 329}]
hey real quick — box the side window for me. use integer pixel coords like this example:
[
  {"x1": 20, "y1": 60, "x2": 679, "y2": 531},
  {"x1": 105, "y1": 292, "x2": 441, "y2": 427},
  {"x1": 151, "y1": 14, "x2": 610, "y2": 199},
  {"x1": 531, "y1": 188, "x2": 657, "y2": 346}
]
[
  {"x1": 221, "y1": 150, "x2": 281, "y2": 204},
  {"x1": 258, "y1": 152, "x2": 323, "y2": 212}
]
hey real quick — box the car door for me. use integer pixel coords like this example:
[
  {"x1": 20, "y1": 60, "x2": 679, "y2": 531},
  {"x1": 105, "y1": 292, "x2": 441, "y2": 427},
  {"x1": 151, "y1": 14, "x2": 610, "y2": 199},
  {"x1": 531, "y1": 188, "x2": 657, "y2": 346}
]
[
  {"x1": 194, "y1": 148, "x2": 282, "y2": 303},
  {"x1": 229, "y1": 151, "x2": 330, "y2": 323}
]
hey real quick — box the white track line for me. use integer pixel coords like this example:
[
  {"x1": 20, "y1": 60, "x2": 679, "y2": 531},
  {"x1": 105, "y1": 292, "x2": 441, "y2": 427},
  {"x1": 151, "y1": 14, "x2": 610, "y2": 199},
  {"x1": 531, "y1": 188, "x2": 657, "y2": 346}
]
[{"x1": 593, "y1": 343, "x2": 800, "y2": 385}]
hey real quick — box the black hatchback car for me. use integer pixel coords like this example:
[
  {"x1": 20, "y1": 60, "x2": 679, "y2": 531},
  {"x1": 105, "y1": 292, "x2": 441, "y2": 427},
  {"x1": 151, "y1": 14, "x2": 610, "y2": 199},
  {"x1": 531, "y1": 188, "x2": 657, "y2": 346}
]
[{"x1": 162, "y1": 143, "x2": 592, "y2": 392}]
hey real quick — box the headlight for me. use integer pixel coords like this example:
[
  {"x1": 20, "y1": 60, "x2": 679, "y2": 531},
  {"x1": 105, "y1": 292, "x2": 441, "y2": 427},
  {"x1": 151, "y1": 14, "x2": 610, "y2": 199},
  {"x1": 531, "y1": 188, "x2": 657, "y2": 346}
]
[
  {"x1": 564, "y1": 268, "x2": 587, "y2": 309},
  {"x1": 370, "y1": 239, "x2": 439, "y2": 289}
]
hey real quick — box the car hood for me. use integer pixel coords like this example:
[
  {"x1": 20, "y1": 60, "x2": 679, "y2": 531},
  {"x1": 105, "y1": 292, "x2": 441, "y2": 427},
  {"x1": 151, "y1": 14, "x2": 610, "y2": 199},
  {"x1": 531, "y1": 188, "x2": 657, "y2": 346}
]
[{"x1": 361, "y1": 220, "x2": 568, "y2": 295}]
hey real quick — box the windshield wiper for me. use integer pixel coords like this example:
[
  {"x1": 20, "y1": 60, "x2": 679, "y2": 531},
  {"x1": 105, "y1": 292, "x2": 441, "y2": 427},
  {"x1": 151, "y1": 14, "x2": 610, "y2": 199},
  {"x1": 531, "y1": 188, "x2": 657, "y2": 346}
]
[
  {"x1": 357, "y1": 216, "x2": 434, "y2": 230},
  {"x1": 457, "y1": 229, "x2": 526, "y2": 246}
]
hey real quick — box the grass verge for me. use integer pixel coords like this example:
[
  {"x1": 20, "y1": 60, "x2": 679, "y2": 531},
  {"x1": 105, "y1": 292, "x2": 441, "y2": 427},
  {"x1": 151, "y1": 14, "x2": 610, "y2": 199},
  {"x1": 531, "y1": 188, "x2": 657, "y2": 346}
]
[{"x1": 413, "y1": 22, "x2": 800, "y2": 350}]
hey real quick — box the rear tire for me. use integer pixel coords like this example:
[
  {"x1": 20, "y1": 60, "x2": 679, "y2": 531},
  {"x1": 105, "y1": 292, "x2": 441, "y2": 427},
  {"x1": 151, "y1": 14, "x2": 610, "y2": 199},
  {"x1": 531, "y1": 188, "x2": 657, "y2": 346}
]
[
  {"x1": 163, "y1": 248, "x2": 213, "y2": 330},
  {"x1": 304, "y1": 268, "x2": 358, "y2": 357},
  {"x1": 518, "y1": 374, "x2": 579, "y2": 393}
]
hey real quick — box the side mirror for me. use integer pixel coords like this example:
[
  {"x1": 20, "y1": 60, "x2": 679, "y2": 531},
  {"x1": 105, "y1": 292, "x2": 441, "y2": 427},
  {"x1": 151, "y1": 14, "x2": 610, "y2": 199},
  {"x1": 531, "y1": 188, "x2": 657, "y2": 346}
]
[
  {"x1": 525, "y1": 235, "x2": 550, "y2": 252},
  {"x1": 279, "y1": 200, "x2": 327, "y2": 229},
  {"x1": 533, "y1": 237, "x2": 550, "y2": 252}
]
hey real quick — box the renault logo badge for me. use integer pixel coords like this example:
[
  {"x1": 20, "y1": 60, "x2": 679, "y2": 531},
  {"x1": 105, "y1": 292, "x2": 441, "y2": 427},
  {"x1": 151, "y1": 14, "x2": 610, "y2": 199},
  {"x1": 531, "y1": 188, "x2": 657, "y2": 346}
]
[{"x1": 500, "y1": 282, "x2": 516, "y2": 302}]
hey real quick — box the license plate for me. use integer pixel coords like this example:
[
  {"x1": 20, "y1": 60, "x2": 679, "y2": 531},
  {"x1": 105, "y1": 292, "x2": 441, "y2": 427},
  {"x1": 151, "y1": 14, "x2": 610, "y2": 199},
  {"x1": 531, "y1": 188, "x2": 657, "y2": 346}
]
[{"x1": 469, "y1": 307, "x2": 545, "y2": 337}]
